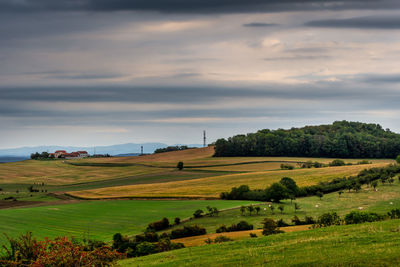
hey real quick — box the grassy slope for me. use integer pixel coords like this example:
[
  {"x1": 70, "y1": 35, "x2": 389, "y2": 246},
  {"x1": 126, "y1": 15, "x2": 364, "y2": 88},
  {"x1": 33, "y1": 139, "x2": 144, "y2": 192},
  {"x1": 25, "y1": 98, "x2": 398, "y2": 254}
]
[
  {"x1": 69, "y1": 163, "x2": 390, "y2": 199},
  {"x1": 162, "y1": 181, "x2": 400, "y2": 235},
  {"x1": 119, "y1": 219, "x2": 400, "y2": 267},
  {"x1": 0, "y1": 200, "x2": 257, "y2": 246}
]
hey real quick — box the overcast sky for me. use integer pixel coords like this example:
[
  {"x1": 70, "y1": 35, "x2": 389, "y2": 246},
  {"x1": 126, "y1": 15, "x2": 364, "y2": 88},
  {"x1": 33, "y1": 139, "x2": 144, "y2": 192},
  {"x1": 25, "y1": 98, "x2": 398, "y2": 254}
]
[{"x1": 1, "y1": 0, "x2": 400, "y2": 149}]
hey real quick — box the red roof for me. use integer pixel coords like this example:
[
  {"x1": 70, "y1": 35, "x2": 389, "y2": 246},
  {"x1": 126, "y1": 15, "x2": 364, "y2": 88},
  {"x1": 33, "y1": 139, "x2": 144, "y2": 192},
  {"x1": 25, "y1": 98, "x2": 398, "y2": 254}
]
[
  {"x1": 55, "y1": 150, "x2": 67, "y2": 153},
  {"x1": 77, "y1": 151, "x2": 88, "y2": 154}
]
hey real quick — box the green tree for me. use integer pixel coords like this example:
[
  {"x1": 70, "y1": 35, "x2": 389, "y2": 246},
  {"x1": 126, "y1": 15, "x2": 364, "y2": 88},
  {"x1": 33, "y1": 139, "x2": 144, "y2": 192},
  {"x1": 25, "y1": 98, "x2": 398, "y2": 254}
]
[
  {"x1": 316, "y1": 191, "x2": 323, "y2": 200},
  {"x1": 193, "y1": 209, "x2": 204, "y2": 218},
  {"x1": 279, "y1": 177, "x2": 299, "y2": 196},
  {"x1": 247, "y1": 205, "x2": 255, "y2": 216},
  {"x1": 294, "y1": 203, "x2": 301, "y2": 213},
  {"x1": 269, "y1": 205, "x2": 275, "y2": 214},
  {"x1": 265, "y1": 183, "x2": 289, "y2": 203},
  {"x1": 262, "y1": 218, "x2": 282, "y2": 236},
  {"x1": 338, "y1": 190, "x2": 343, "y2": 198},
  {"x1": 177, "y1": 161, "x2": 184, "y2": 170},
  {"x1": 278, "y1": 205, "x2": 284, "y2": 214},
  {"x1": 255, "y1": 206, "x2": 261, "y2": 215},
  {"x1": 240, "y1": 206, "x2": 246, "y2": 216},
  {"x1": 396, "y1": 155, "x2": 400, "y2": 164},
  {"x1": 371, "y1": 180, "x2": 378, "y2": 191}
]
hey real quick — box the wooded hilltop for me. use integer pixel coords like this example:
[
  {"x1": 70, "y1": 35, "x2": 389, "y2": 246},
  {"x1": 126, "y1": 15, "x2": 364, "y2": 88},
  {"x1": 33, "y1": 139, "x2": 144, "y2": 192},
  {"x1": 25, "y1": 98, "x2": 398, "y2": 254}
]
[{"x1": 214, "y1": 121, "x2": 400, "y2": 158}]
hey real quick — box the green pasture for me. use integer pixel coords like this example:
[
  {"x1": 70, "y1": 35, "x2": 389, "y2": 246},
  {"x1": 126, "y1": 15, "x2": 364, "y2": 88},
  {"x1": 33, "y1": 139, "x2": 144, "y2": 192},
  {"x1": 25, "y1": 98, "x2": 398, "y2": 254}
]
[{"x1": 0, "y1": 200, "x2": 257, "y2": 246}]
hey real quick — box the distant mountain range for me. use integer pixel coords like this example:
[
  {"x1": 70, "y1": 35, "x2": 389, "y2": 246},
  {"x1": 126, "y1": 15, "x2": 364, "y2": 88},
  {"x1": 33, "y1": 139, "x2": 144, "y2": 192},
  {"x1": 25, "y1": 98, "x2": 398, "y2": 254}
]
[{"x1": 0, "y1": 143, "x2": 203, "y2": 157}]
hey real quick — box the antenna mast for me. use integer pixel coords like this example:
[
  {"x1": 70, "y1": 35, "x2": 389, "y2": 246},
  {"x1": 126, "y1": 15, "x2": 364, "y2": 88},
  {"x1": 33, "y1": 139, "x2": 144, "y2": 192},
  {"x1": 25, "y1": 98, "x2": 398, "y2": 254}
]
[{"x1": 203, "y1": 130, "x2": 206, "y2": 147}]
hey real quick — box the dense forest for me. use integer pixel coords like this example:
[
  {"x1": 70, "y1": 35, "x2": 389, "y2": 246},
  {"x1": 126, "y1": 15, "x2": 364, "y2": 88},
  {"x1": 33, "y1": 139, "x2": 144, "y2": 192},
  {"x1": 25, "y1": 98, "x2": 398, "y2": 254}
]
[{"x1": 214, "y1": 121, "x2": 400, "y2": 158}]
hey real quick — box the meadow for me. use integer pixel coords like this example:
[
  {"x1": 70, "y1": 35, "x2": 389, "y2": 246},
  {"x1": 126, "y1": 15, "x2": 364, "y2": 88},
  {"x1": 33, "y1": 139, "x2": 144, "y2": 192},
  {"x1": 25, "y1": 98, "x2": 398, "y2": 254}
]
[
  {"x1": 0, "y1": 200, "x2": 257, "y2": 246},
  {"x1": 161, "y1": 181, "x2": 400, "y2": 236},
  {"x1": 119, "y1": 219, "x2": 400, "y2": 267},
  {"x1": 69, "y1": 162, "x2": 391, "y2": 199}
]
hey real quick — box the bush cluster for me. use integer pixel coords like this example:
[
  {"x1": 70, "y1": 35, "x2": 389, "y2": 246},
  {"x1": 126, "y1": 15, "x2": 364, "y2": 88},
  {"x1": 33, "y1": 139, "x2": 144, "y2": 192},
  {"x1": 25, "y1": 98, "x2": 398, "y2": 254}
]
[
  {"x1": 112, "y1": 231, "x2": 184, "y2": 258},
  {"x1": 216, "y1": 221, "x2": 253, "y2": 233},
  {"x1": 147, "y1": 217, "x2": 170, "y2": 232},
  {"x1": 169, "y1": 225, "x2": 206, "y2": 239}
]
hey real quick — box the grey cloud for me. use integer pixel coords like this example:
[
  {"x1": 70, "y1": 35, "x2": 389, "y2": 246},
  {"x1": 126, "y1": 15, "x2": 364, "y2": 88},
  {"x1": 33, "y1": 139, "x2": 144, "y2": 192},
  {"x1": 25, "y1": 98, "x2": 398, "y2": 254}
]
[
  {"x1": 1, "y1": 0, "x2": 399, "y2": 14},
  {"x1": 358, "y1": 74, "x2": 400, "y2": 83},
  {"x1": 243, "y1": 22, "x2": 279, "y2": 27},
  {"x1": 305, "y1": 15, "x2": 400, "y2": 29},
  {"x1": 263, "y1": 55, "x2": 331, "y2": 61}
]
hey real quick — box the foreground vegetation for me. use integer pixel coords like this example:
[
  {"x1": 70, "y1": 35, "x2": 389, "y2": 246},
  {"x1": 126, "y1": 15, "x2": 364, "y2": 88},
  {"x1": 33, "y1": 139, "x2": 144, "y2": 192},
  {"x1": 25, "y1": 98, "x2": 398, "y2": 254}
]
[{"x1": 119, "y1": 219, "x2": 400, "y2": 266}]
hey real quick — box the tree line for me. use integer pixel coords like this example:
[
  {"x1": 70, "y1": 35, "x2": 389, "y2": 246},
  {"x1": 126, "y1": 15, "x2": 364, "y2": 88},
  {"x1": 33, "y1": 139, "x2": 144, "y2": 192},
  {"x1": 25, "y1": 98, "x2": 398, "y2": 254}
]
[
  {"x1": 221, "y1": 164, "x2": 400, "y2": 201},
  {"x1": 214, "y1": 121, "x2": 400, "y2": 158}
]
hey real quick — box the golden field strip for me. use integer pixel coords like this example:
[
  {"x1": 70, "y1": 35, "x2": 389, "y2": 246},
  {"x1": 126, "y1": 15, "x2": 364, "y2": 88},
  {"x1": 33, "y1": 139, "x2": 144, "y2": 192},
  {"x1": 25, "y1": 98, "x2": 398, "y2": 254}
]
[
  {"x1": 69, "y1": 163, "x2": 392, "y2": 199},
  {"x1": 172, "y1": 225, "x2": 311, "y2": 247}
]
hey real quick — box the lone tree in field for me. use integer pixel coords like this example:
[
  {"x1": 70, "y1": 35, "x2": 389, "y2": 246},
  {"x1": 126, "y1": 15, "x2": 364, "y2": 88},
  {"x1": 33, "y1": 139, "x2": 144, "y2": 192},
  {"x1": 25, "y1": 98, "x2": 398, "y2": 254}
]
[
  {"x1": 247, "y1": 205, "x2": 255, "y2": 216},
  {"x1": 240, "y1": 206, "x2": 246, "y2": 216},
  {"x1": 371, "y1": 180, "x2": 378, "y2": 191},
  {"x1": 294, "y1": 203, "x2": 301, "y2": 213},
  {"x1": 255, "y1": 206, "x2": 261, "y2": 215},
  {"x1": 316, "y1": 191, "x2": 324, "y2": 200},
  {"x1": 338, "y1": 190, "x2": 343, "y2": 198},
  {"x1": 177, "y1": 161, "x2": 184, "y2": 170},
  {"x1": 262, "y1": 218, "x2": 283, "y2": 236},
  {"x1": 278, "y1": 205, "x2": 284, "y2": 214},
  {"x1": 269, "y1": 205, "x2": 275, "y2": 214}
]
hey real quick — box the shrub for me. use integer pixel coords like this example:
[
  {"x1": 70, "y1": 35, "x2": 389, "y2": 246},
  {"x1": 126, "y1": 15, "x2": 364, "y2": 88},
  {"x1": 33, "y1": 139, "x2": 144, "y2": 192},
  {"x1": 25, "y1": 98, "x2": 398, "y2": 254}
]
[
  {"x1": 316, "y1": 212, "x2": 341, "y2": 227},
  {"x1": 177, "y1": 161, "x2": 184, "y2": 170},
  {"x1": 170, "y1": 225, "x2": 206, "y2": 239},
  {"x1": 262, "y1": 218, "x2": 283, "y2": 236},
  {"x1": 174, "y1": 217, "x2": 181, "y2": 225},
  {"x1": 344, "y1": 211, "x2": 383, "y2": 224},
  {"x1": 329, "y1": 159, "x2": 346, "y2": 166},
  {"x1": 280, "y1": 163, "x2": 294, "y2": 170},
  {"x1": 388, "y1": 208, "x2": 400, "y2": 219},
  {"x1": 136, "y1": 242, "x2": 157, "y2": 256},
  {"x1": 249, "y1": 233, "x2": 257, "y2": 238},
  {"x1": 193, "y1": 209, "x2": 204, "y2": 218},
  {"x1": 214, "y1": 236, "x2": 233, "y2": 243},
  {"x1": 216, "y1": 221, "x2": 253, "y2": 233},
  {"x1": 135, "y1": 231, "x2": 159, "y2": 243},
  {"x1": 147, "y1": 217, "x2": 170, "y2": 231},
  {"x1": 276, "y1": 219, "x2": 290, "y2": 227},
  {"x1": 216, "y1": 225, "x2": 228, "y2": 233}
]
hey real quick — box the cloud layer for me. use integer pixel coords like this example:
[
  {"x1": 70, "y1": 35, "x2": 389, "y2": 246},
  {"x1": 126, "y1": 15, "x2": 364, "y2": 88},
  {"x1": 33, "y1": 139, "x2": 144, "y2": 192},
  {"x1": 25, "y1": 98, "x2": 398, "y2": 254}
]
[{"x1": 1, "y1": 1, "x2": 400, "y2": 148}]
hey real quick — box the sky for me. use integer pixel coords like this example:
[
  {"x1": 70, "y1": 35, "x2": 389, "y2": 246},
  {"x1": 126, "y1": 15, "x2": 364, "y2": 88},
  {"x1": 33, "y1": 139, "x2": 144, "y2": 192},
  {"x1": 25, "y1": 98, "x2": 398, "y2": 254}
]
[{"x1": 1, "y1": 0, "x2": 400, "y2": 149}]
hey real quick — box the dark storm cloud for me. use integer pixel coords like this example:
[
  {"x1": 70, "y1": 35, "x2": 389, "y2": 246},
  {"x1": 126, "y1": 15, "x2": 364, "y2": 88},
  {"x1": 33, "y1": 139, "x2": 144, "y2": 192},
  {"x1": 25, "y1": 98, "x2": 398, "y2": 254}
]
[
  {"x1": 305, "y1": 16, "x2": 400, "y2": 29},
  {"x1": 243, "y1": 23, "x2": 278, "y2": 27},
  {"x1": 1, "y1": 0, "x2": 399, "y2": 13}
]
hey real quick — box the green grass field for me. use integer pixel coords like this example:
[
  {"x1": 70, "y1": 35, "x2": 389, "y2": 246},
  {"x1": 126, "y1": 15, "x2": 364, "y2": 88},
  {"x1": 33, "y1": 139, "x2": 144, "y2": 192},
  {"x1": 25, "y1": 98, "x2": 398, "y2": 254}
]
[
  {"x1": 163, "y1": 181, "x2": 400, "y2": 234},
  {"x1": 0, "y1": 200, "x2": 257, "y2": 246},
  {"x1": 119, "y1": 219, "x2": 400, "y2": 267}
]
